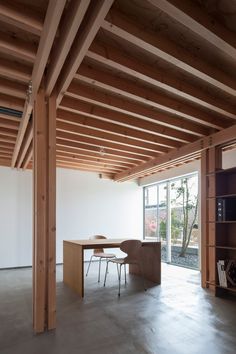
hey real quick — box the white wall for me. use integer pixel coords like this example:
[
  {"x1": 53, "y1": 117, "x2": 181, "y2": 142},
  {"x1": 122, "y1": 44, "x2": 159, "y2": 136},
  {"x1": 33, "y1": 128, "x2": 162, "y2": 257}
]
[
  {"x1": 0, "y1": 167, "x2": 32, "y2": 268},
  {"x1": 0, "y1": 166, "x2": 142, "y2": 268}
]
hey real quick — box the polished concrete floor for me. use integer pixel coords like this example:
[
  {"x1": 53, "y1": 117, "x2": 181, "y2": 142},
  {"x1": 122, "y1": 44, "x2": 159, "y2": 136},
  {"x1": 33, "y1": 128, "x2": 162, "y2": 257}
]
[{"x1": 0, "y1": 263, "x2": 236, "y2": 354}]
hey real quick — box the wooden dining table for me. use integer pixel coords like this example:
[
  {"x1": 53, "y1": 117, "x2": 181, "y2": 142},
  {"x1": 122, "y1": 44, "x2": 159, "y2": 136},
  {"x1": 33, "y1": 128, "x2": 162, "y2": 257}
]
[{"x1": 63, "y1": 238, "x2": 161, "y2": 297}]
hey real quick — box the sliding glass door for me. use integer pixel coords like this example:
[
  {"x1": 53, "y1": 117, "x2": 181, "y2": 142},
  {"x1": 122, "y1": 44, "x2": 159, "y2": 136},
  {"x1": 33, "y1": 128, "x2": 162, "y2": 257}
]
[{"x1": 144, "y1": 173, "x2": 199, "y2": 269}]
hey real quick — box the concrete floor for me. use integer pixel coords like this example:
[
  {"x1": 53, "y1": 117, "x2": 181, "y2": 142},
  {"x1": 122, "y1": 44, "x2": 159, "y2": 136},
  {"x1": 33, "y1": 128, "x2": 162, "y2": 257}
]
[{"x1": 0, "y1": 263, "x2": 236, "y2": 354}]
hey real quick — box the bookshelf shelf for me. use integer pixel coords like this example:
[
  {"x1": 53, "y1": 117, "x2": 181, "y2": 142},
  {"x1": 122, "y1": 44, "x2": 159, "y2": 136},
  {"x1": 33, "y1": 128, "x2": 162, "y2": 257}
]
[
  {"x1": 204, "y1": 155, "x2": 236, "y2": 298},
  {"x1": 206, "y1": 281, "x2": 236, "y2": 293}
]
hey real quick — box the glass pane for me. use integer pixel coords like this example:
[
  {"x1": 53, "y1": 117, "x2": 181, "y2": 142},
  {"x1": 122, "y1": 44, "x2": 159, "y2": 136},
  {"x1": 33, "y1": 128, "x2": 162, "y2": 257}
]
[
  {"x1": 170, "y1": 174, "x2": 199, "y2": 269},
  {"x1": 144, "y1": 186, "x2": 157, "y2": 238},
  {"x1": 157, "y1": 183, "x2": 167, "y2": 262}
]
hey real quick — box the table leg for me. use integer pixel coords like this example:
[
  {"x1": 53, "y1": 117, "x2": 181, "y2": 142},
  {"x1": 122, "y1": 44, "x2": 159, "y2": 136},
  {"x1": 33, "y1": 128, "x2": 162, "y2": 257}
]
[{"x1": 63, "y1": 242, "x2": 84, "y2": 297}]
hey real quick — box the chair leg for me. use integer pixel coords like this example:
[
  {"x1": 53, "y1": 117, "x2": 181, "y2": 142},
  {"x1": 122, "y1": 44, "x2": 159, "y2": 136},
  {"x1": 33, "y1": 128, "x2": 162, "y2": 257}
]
[
  {"x1": 116, "y1": 263, "x2": 119, "y2": 280},
  {"x1": 118, "y1": 264, "x2": 122, "y2": 296},
  {"x1": 104, "y1": 260, "x2": 109, "y2": 286},
  {"x1": 98, "y1": 257, "x2": 102, "y2": 283},
  {"x1": 86, "y1": 255, "x2": 94, "y2": 276},
  {"x1": 124, "y1": 264, "x2": 127, "y2": 284}
]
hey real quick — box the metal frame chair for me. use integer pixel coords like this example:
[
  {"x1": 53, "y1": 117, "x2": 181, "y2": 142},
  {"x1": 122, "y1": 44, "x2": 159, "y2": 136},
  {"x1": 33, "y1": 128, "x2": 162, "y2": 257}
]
[
  {"x1": 103, "y1": 239, "x2": 146, "y2": 296},
  {"x1": 86, "y1": 235, "x2": 116, "y2": 282}
]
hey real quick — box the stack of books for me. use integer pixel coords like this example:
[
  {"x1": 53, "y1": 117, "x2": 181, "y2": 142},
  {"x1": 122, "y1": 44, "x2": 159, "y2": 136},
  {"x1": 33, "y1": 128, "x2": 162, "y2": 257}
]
[{"x1": 217, "y1": 260, "x2": 236, "y2": 287}]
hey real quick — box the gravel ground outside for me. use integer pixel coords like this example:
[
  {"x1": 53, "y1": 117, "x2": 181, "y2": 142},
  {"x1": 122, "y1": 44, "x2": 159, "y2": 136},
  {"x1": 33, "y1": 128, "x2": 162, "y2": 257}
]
[{"x1": 161, "y1": 247, "x2": 199, "y2": 269}]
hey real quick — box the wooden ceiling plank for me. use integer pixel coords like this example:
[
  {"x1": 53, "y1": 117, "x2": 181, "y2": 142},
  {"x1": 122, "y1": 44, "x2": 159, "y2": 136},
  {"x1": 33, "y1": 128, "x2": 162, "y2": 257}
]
[
  {"x1": 45, "y1": 0, "x2": 91, "y2": 96},
  {"x1": 56, "y1": 0, "x2": 114, "y2": 105},
  {"x1": 114, "y1": 123, "x2": 236, "y2": 181},
  {"x1": 58, "y1": 97, "x2": 196, "y2": 146},
  {"x1": 66, "y1": 81, "x2": 226, "y2": 132},
  {"x1": 88, "y1": 42, "x2": 236, "y2": 120},
  {"x1": 56, "y1": 137, "x2": 148, "y2": 162},
  {"x1": 11, "y1": 0, "x2": 67, "y2": 168},
  {"x1": 0, "y1": 1, "x2": 43, "y2": 36},
  {"x1": 0, "y1": 92, "x2": 24, "y2": 111},
  {"x1": 57, "y1": 119, "x2": 172, "y2": 153},
  {"x1": 57, "y1": 130, "x2": 160, "y2": 158},
  {"x1": 148, "y1": 0, "x2": 236, "y2": 61},
  {"x1": 0, "y1": 77, "x2": 27, "y2": 99},
  {"x1": 77, "y1": 64, "x2": 218, "y2": 134},
  {"x1": 0, "y1": 57, "x2": 32, "y2": 83},
  {"x1": 0, "y1": 31, "x2": 37, "y2": 63},
  {"x1": 102, "y1": 9, "x2": 236, "y2": 96}
]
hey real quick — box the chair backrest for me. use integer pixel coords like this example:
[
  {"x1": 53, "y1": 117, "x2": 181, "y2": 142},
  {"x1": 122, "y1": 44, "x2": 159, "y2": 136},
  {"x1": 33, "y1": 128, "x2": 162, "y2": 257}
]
[
  {"x1": 120, "y1": 239, "x2": 142, "y2": 263},
  {"x1": 90, "y1": 235, "x2": 107, "y2": 254}
]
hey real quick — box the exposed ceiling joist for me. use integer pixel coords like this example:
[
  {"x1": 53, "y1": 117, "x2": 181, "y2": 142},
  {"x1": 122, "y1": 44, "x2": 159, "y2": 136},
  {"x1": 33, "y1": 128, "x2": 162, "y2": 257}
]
[
  {"x1": 0, "y1": 77, "x2": 27, "y2": 98},
  {"x1": 60, "y1": 94, "x2": 199, "y2": 142},
  {"x1": 148, "y1": 0, "x2": 236, "y2": 61},
  {"x1": 77, "y1": 63, "x2": 226, "y2": 132},
  {"x1": 45, "y1": 0, "x2": 91, "y2": 96},
  {"x1": 114, "y1": 123, "x2": 236, "y2": 182},
  {"x1": 11, "y1": 0, "x2": 67, "y2": 168},
  {"x1": 87, "y1": 42, "x2": 236, "y2": 120},
  {"x1": 0, "y1": 1, "x2": 43, "y2": 36},
  {"x1": 102, "y1": 9, "x2": 236, "y2": 96},
  {"x1": 56, "y1": 0, "x2": 115, "y2": 105}
]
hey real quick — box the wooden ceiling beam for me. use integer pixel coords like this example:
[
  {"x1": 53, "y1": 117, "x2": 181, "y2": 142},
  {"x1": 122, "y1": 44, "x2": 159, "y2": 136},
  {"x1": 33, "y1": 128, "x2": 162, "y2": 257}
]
[
  {"x1": 56, "y1": 0, "x2": 114, "y2": 105},
  {"x1": 0, "y1": 57, "x2": 32, "y2": 83},
  {"x1": 0, "y1": 117, "x2": 19, "y2": 130},
  {"x1": 57, "y1": 119, "x2": 172, "y2": 153},
  {"x1": 45, "y1": 0, "x2": 90, "y2": 96},
  {"x1": 148, "y1": 0, "x2": 236, "y2": 61},
  {"x1": 66, "y1": 81, "x2": 221, "y2": 136},
  {"x1": 16, "y1": 122, "x2": 33, "y2": 169},
  {"x1": 0, "y1": 93, "x2": 24, "y2": 111},
  {"x1": 60, "y1": 95, "x2": 196, "y2": 143},
  {"x1": 0, "y1": 77, "x2": 27, "y2": 99},
  {"x1": 56, "y1": 157, "x2": 122, "y2": 173},
  {"x1": 56, "y1": 152, "x2": 133, "y2": 168},
  {"x1": 56, "y1": 138, "x2": 148, "y2": 162},
  {"x1": 11, "y1": 0, "x2": 67, "y2": 168},
  {"x1": 0, "y1": 128, "x2": 17, "y2": 138},
  {"x1": 78, "y1": 63, "x2": 222, "y2": 132},
  {"x1": 88, "y1": 42, "x2": 236, "y2": 120},
  {"x1": 56, "y1": 145, "x2": 139, "y2": 165},
  {"x1": 0, "y1": 2, "x2": 43, "y2": 36},
  {"x1": 56, "y1": 130, "x2": 160, "y2": 158},
  {"x1": 0, "y1": 31, "x2": 37, "y2": 63},
  {"x1": 56, "y1": 162, "x2": 115, "y2": 176},
  {"x1": 0, "y1": 135, "x2": 16, "y2": 144},
  {"x1": 102, "y1": 9, "x2": 236, "y2": 96},
  {"x1": 114, "y1": 123, "x2": 236, "y2": 181},
  {"x1": 0, "y1": 144, "x2": 14, "y2": 151},
  {"x1": 57, "y1": 108, "x2": 181, "y2": 149}
]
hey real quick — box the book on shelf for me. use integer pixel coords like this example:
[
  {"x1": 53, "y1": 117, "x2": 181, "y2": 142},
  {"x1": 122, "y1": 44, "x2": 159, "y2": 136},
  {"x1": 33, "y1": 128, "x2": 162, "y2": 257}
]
[
  {"x1": 217, "y1": 260, "x2": 228, "y2": 287},
  {"x1": 217, "y1": 259, "x2": 236, "y2": 288},
  {"x1": 216, "y1": 198, "x2": 236, "y2": 221}
]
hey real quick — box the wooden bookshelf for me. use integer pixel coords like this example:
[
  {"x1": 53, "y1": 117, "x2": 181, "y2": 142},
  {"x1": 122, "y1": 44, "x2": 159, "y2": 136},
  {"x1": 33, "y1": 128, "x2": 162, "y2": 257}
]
[{"x1": 202, "y1": 147, "x2": 236, "y2": 297}]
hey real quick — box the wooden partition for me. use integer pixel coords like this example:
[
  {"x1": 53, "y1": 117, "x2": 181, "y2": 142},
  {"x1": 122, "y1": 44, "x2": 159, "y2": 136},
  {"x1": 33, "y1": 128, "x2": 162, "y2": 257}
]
[
  {"x1": 33, "y1": 87, "x2": 56, "y2": 333},
  {"x1": 201, "y1": 146, "x2": 222, "y2": 290}
]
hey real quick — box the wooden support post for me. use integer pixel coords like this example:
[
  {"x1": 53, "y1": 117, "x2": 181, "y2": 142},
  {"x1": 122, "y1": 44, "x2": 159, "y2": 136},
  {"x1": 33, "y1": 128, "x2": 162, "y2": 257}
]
[
  {"x1": 33, "y1": 87, "x2": 56, "y2": 333},
  {"x1": 201, "y1": 146, "x2": 222, "y2": 289}
]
